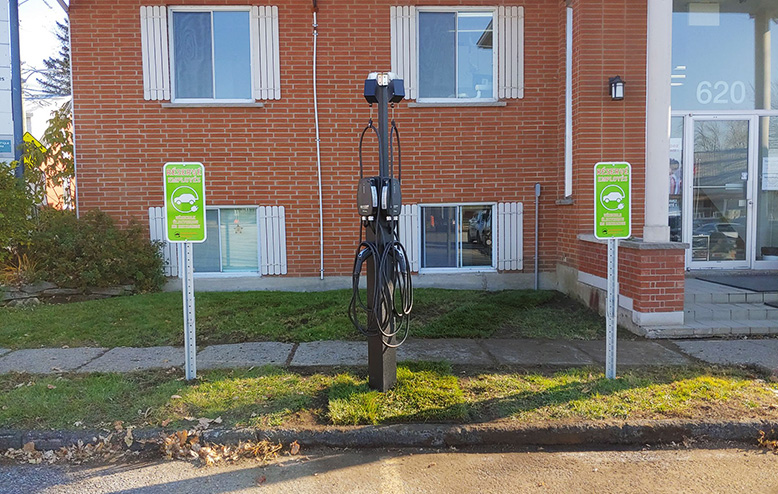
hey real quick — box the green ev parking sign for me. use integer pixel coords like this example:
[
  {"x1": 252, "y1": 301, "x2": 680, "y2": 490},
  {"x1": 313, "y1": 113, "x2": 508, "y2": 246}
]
[
  {"x1": 164, "y1": 162, "x2": 207, "y2": 243},
  {"x1": 594, "y1": 162, "x2": 631, "y2": 239}
]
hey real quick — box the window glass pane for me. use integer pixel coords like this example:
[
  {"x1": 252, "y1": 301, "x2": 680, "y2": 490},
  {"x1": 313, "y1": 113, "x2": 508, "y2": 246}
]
[
  {"x1": 193, "y1": 209, "x2": 220, "y2": 272},
  {"x1": 220, "y1": 208, "x2": 258, "y2": 272},
  {"x1": 757, "y1": 116, "x2": 778, "y2": 260},
  {"x1": 671, "y1": 1, "x2": 778, "y2": 110},
  {"x1": 669, "y1": 116, "x2": 684, "y2": 242},
  {"x1": 422, "y1": 206, "x2": 457, "y2": 267},
  {"x1": 173, "y1": 12, "x2": 213, "y2": 99},
  {"x1": 213, "y1": 11, "x2": 252, "y2": 99},
  {"x1": 418, "y1": 12, "x2": 456, "y2": 99},
  {"x1": 462, "y1": 206, "x2": 492, "y2": 266},
  {"x1": 691, "y1": 120, "x2": 748, "y2": 262},
  {"x1": 457, "y1": 13, "x2": 493, "y2": 99}
]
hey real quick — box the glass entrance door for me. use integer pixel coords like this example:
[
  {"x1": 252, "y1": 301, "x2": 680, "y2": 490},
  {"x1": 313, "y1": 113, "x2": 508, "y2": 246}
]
[{"x1": 686, "y1": 117, "x2": 754, "y2": 268}]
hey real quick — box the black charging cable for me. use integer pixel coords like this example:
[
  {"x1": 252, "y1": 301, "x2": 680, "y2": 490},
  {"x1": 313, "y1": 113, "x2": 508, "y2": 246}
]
[{"x1": 349, "y1": 115, "x2": 413, "y2": 348}]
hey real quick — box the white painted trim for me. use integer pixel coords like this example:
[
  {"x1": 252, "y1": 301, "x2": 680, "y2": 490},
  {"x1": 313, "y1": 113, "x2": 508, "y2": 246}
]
[
  {"x1": 564, "y1": 6, "x2": 573, "y2": 197},
  {"x1": 167, "y1": 5, "x2": 262, "y2": 104},
  {"x1": 632, "y1": 310, "x2": 685, "y2": 327}
]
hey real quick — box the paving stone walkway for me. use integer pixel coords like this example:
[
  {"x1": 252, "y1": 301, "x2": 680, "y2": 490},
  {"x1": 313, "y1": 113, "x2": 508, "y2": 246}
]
[{"x1": 1, "y1": 338, "x2": 777, "y2": 375}]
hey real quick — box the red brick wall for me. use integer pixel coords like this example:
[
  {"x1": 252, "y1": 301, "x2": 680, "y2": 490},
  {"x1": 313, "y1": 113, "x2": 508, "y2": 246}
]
[
  {"x1": 578, "y1": 240, "x2": 685, "y2": 313},
  {"x1": 71, "y1": 0, "x2": 665, "y2": 283},
  {"x1": 557, "y1": 0, "x2": 649, "y2": 270}
]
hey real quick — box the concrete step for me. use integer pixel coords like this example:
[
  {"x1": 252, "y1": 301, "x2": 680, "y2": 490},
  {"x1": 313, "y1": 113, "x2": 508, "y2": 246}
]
[
  {"x1": 684, "y1": 302, "x2": 778, "y2": 322},
  {"x1": 688, "y1": 290, "x2": 778, "y2": 305},
  {"x1": 645, "y1": 319, "x2": 778, "y2": 339}
]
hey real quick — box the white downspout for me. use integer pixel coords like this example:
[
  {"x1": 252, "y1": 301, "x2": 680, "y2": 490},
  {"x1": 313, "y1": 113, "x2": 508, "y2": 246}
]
[{"x1": 313, "y1": 4, "x2": 324, "y2": 279}]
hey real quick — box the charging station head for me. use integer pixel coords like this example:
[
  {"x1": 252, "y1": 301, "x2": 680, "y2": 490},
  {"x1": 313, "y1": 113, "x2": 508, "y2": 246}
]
[
  {"x1": 388, "y1": 79, "x2": 405, "y2": 103},
  {"x1": 364, "y1": 79, "x2": 378, "y2": 104}
]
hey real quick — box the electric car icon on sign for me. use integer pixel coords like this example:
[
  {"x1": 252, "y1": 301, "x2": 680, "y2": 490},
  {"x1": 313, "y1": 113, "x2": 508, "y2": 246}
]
[
  {"x1": 602, "y1": 191, "x2": 624, "y2": 204},
  {"x1": 170, "y1": 186, "x2": 200, "y2": 213},
  {"x1": 174, "y1": 193, "x2": 197, "y2": 206}
]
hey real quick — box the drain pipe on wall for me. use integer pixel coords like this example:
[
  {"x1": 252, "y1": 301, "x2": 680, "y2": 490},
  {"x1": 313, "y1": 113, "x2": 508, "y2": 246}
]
[
  {"x1": 312, "y1": 0, "x2": 325, "y2": 280},
  {"x1": 534, "y1": 183, "x2": 541, "y2": 290}
]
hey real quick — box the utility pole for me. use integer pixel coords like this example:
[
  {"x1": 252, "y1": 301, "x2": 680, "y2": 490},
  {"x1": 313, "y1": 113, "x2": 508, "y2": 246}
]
[{"x1": 9, "y1": 0, "x2": 23, "y2": 176}]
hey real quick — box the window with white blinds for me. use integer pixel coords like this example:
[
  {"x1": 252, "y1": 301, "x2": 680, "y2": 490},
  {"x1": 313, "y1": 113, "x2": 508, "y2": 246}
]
[
  {"x1": 139, "y1": 5, "x2": 281, "y2": 102},
  {"x1": 391, "y1": 6, "x2": 524, "y2": 101}
]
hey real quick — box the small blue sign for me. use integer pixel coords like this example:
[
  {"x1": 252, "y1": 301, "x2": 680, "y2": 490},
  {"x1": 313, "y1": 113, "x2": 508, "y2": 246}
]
[{"x1": 0, "y1": 139, "x2": 11, "y2": 154}]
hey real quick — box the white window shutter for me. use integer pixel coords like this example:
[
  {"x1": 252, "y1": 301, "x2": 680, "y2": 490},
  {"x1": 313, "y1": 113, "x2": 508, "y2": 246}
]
[
  {"x1": 259, "y1": 206, "x2": 287, "y2": 275},
  {"x1": 252, "y1": 6, "x2": 282, "y2": 101},
  {"x1": 140, "y1": 6, "x2": 170, "y2": 101},
  {"x1": 498, "y1": 6, "x2": 524, "y2": 99},
  {"x1": 497, "y1": 202, "x2": 523, "y2": 271},
  {"x1": 390, "y1": 6, "x2": 417, "y2": 100},
  {"x1": 148, "y1": 206, "x2": 179, "y2": 276},
  {"x1": 399, "y1": 204, "x2": 420, "y2": 272}
]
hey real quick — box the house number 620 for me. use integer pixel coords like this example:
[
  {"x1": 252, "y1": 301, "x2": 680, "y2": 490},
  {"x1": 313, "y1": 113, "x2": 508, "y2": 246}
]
[{"x1": 696, "y1": 80, "x2": 747, "y2": 105}]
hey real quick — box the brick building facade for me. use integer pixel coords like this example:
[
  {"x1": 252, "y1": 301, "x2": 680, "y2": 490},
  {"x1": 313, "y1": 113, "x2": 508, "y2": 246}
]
[{"x1": 70, "y1": 0, "x2": 692, "y2": 335}]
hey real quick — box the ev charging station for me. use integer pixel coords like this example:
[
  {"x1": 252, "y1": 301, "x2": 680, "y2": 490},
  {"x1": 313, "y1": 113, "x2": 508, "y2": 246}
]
[{"x1": 348, "y1": 72, "x2": 413, "y2": 392}]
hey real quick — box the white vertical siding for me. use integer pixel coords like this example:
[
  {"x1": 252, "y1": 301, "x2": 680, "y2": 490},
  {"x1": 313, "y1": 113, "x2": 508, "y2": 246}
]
[
  {"x1": 258, "y1": 206, "x2": 287, "y2": 275},
  {"x1": 497, "y1": 6, "x2": 524, "y2": 99},
  {"x1": 140, "y1": 6, "x2": 170, "y2": 101},
  {"x1": 148, "y1": 206, "x2": 180, "y2": 276},
  {"x1": 497, "y1": 202, "x2": 523, "y2": 271},
  {"x1": 390, "y1": 6, "x2": 417, "y2": 99},
  {"x1": 398, "y1": 204, "x2": 420, "y2": 272},
  {"x1": 252, "y1": 6, "x2": 281, "y2": 101}
]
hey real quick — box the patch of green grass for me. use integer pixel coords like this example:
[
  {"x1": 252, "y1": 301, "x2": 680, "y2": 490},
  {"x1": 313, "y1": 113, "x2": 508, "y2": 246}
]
[
  {"x1": 0, "y1": 289, "x2": 604, "y2": 349},
  {"x1": 463, "y1": 367, "x2": 776, "y2": 421},
  {"x1": 328, "y1": 362, "x2": 469, "y2": 425},
  {"x1": 0, "y1": 366, "x2": 776, "y2": 430},
  {"x1": 0, "y1": 371, "x2": 185, "y2": 429}
]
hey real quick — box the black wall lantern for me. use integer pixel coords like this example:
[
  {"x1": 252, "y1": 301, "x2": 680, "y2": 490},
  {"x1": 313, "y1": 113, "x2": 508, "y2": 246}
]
[{"x1": 609, "y1": 76, "x2": 625, "y2": 100}]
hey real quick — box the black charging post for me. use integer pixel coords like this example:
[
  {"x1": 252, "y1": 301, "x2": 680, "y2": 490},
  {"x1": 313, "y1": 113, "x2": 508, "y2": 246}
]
[{"x1": 363, "y1": 72, "x2": 404, "y2": 391}]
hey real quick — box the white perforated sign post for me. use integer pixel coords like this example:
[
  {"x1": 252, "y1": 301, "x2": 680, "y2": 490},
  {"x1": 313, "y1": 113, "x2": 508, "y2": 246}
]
[
  {"x1": 164, "y1": 162, "x2": 206, "y2": 381},
  {"x1": 594, "y1": 162, "x2": 631, "y2": 380}
]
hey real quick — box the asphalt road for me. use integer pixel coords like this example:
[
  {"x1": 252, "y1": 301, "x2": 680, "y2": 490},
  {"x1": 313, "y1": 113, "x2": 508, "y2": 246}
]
[{"x1": 1, "y1": 443, "x2": 777, "y2": 493}]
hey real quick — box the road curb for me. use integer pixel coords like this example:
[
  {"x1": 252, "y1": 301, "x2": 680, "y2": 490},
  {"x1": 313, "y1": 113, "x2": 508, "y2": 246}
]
[{"x1": 3, "y1": 420, "x2": 777, "y2": 452}]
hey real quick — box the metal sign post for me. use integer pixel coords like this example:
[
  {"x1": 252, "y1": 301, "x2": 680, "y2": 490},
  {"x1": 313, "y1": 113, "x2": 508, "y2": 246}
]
[
  {"x1": 594, "y1": 162, "x2": 631, "y2": 380},
  {"x1": 164, "y1": 162, "x2": 207, "y2": 381}
]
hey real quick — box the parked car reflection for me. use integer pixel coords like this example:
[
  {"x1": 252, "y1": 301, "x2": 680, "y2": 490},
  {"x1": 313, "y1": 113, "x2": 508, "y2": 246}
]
[{"x1": 467, "y1": 208, "x2": 492, "y2": 246}]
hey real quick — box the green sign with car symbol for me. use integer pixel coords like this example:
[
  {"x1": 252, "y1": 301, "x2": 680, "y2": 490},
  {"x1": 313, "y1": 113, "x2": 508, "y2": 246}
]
[
  {"x1": 594, "y1": 162, "x2": 631, "y2": 239},
  {"x1": 164, "y1": 162, "x2": 207, "y2": 243}
]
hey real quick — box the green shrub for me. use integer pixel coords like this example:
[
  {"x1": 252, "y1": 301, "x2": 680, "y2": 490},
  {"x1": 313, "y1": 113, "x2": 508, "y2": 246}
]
[
  {"x1": 26, "y1": 209, "x2": 166, "y2": 292},
  {"x1": 0, "y1": 161, "x2": 41, "y2": 265}
]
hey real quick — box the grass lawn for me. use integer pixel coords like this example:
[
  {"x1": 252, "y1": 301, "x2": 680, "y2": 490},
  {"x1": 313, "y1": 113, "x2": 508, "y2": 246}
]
[
  {"x1": 1, "y1": 364, "x2": 776, "y2": 430},
  {"x1": 0, "y1": 289, "x2": 605, "y2": 349}
]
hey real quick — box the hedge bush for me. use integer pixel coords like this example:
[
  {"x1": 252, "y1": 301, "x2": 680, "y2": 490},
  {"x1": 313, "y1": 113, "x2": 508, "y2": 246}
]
[{"x1": 26, "y1": 209, "x2": 166, "y2": 292}]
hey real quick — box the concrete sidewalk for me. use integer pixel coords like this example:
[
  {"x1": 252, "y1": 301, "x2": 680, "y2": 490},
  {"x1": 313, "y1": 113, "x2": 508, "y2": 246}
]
[{"x1": 1, "y1": 338, "x2": 777, "y2": 375}]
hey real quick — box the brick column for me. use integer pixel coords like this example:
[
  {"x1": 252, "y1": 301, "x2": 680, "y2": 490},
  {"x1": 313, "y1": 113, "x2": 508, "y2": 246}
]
[{"x1": 576, "y1": 236, "x2": 686, "y2": 331}]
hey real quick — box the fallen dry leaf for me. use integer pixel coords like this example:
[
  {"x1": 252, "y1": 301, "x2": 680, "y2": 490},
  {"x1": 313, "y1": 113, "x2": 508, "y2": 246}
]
[
  {"x1": 161, "y1": 419, "x2": 172, "y2": 427},
  {"x1": 47, "y1": 384, "x2": 56, "y2": 390},
  {"x1": 113, "y1": 421, "x2": 124, "y2": 432},
  {"x1": 22, "y1": 442, "x2": 35, "y2": 453},
  {"x1": 124, "y1": 429, "x2": 134, "y2": 448},
  {"x1": 171, "y1": 395, "x2": 182, "y2": 400},
  {"x1": 289, "y1": 441, "x2": 300, "y2": 455},
  {"x1": 256, "y1": 475, "x2": 267, "y2": 485}
]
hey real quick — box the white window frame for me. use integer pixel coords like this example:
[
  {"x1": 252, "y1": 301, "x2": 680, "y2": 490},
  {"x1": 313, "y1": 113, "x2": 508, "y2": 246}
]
[
  {"x1": 415, "y1": 6, "x2": 498, "y2": 104},
  {"x1": 419, "y1": 202, "x2": 497, "y2": 273},
  {"x1": 168, "y1": 6, "x2": 257, "y2": 104},
  {"x1": 193, "y1": 205, "x2": 261, "y2": 277}
]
